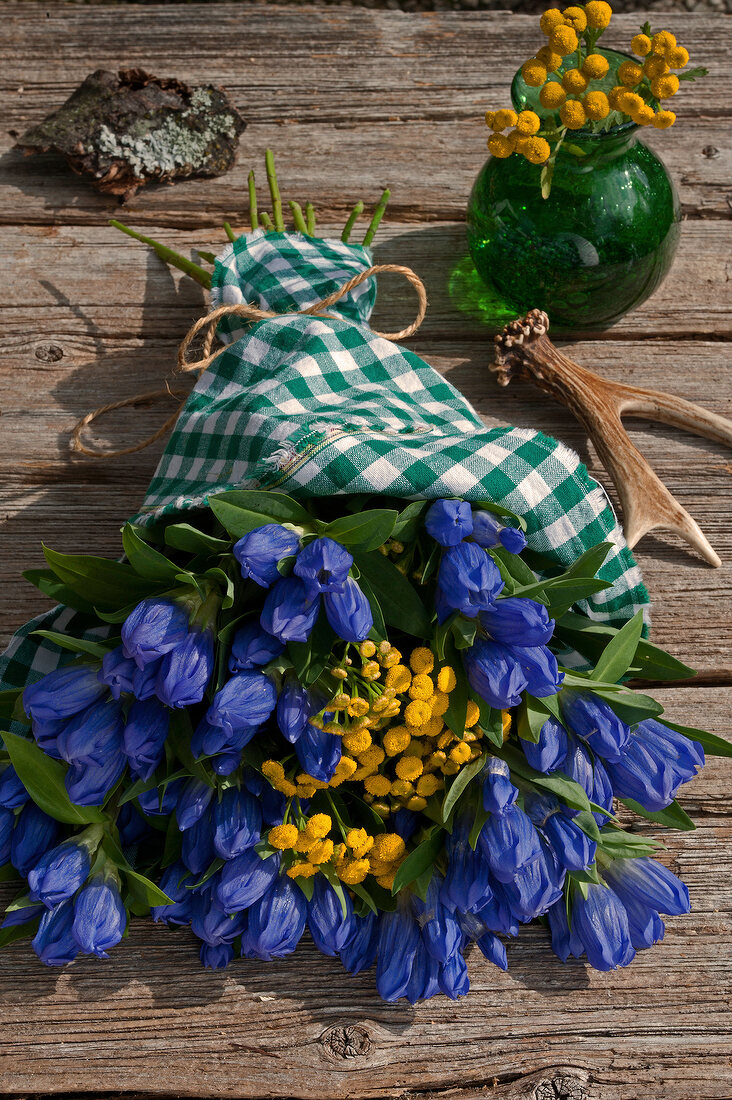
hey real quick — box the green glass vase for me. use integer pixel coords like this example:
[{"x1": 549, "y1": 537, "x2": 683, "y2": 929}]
[{"x1": 466, "y1": 51, "x2": 681, "y2": 330}]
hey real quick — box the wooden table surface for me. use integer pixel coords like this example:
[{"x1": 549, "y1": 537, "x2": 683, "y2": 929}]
[{"x1": 1, "y1": 4, "x2": 731, "y2": 1098}]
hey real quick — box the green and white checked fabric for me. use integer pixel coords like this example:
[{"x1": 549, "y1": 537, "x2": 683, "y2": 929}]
[{"x1": 0, "y1": 230, "x2": 648, "y2": 698}]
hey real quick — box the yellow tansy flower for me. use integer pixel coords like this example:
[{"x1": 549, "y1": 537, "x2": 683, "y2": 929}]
[
  {"x1": 307, "y1": 838, "x2": 334, "y2": 864},
  {"x1": 383, "y1": 726, "x2": 411, "y2": 756},
  {"x1": 395, "y1": 756, "x2": 423, "y2": 782},
  {"x1": 583, "y1": 90, "x2": 610, "y2": 120},
  {"x1": 582, "y1": 53, "x2": 610, "y2": 79},
  {"x1": 632, "y1": 103, "x2": 656, "y2": 125},
  {"x1": 643, "y1": 55, "x2": 669, "y2": 79},
  {"x1": 416, "y1": 773, "x2": 443, "y2": 797},
  {"x1": 652, "y1": 108, "x2": 676, "y2": 128},
  {"x1": 549, "y1": 25, "x2": 579, "y2": 56},
  {"x1": 304, "y1": 813, "x2": 332, "y2": 840},
  {"x1": 618, "y1": 60, "x2": 643, "y2": 86},
  {"x1": 539, "y1": 81, "x2": 567, "y2": 109},
  {"x1": 409, "y1": 647, "x2": 435, "y2": 675},
  {"x1": 268, "y1": 824, "x2": 299, "y2": 850},
  {"x1": 562, "y1": 68, "x2": 588, "y2": 95},
  {"x1": 540, "y1": 7, "x2": 565, "y2": 36},
  {"x1": 666, "y1": 46, "x2": 689, "y2": 69},
  {"x1": 516, "y1": 110, "x2": 541, "y2": 135},
  {"x1": 371, "y1": 833, "x2": 406, "y2": 863},
  {"x1": 559, "y1": 99, "x2": 587, "y2": 128},
  {"x1": 651, "y1": 74, "x2": 680, "y2": 99},
  {"x1": 465, "y1": 699, "x2": 481, "y2": 728},
  {"x1": 522, "y1": 59, "x2": 549, "y2": 87},
  {"x1": 364, "y1": 774, "x2": 392, "y2": 798},
  {"x1": 286, "y1": 862, "x2": 319, "y2": 879},
  {"x1": 584, "y1": 0, "x2": 612, "y2": 29},
  {"x1": 436, "y1": 666, "x2": 457, "y2": 694},
  {"x1": 562, "y1": 6, "x2": 587, "y2": 32},
  {"x1": 488, "y1": 133, "x2": 513, "y2": 158},
  {"x1": 409, "y1": 673, "x2": 434, "y2": 701},
  {"x1": 651, "y1": 31, "x2": 676, "y2": 55},
  {"x1": 338, "y1": 858, "x2": 370, "y2": 884},
  {"x1": 631, "y1": 33, "x2": 652, "y2": 56},
  {"x1": 343, "y1": 727, "x2": 372, "y2": 755},
  {"x1": 404, "y1": 699, "x2": 432, "y2": 728},
  {"x1": 536, "y1": 45, "x2": 563, "y2": 73},
  {"x1": 492, "y1": 108, "x2": 519, "y2": 130}
]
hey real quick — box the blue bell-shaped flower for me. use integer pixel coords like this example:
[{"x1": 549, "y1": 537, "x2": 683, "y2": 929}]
[
  {"x1": 307, "y1": 875, "x2": 355, "y2": 956},
  {"x1": 480, "y1": 597, "x2": 555, "y2": 648},
  {"x1": 260, "y1": 576, "x2": 321, "y2": 643},
  {"x1": 241, "y1": 876, "x2": 306, "y2": 960},
  {"x1": 217, "y1": 849, "x2": 282, "y2": 914},
  {"x1": 32, "y1": 899, "x2": 80, "y2": 966},
  {"x1": 23, "y1": 665, "x2": 106, "y2": 723},
  {"x1": 424, "y1": 499, "x2": 473, "y2": 547},
  {"x1": 571, "y1": 883, "x2": 635, "y2": 971},
  {"x1": 233, "y1": 524, "x2": 301, "y2": 588},
  {"x1": 71, "y1": 876, "x2": 127, "y2": 958},
  {"x1": 11, "y1": 802, "x2": 60, "y2": 877},
  {"x1": 122, "y1": 697, "x2": 170, "y2": 780},
  {"x1": 121, "y1": 598, "x2": 189, "y2": 669},
  {"x1": 293, "y1": 537, "x2": 352, "y2": 600},
  {"x1": 519, "y1": 716, "x2": 569, "y2": 774},
  {"x1": 28, "y1": 840, "x2": 92, "y2": 908},
  {"x1": 323, "y1": 578, "x2": 373, "y2": 643},
  {"x1": 482, "y1": 757, "x2": 519, "y2": 816},
  {"x1": 212, "y1": 788, "x2": 262, "y2": 859}
]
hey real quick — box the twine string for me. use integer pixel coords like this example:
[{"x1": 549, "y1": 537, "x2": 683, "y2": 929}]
[{"x1": 71, "y1": 263, "x2": 427, "y2": 459}]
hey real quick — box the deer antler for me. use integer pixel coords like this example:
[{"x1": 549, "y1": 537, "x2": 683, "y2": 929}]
[{"x1": 493, "y1": 310, "x2": 732, "y2": 568}]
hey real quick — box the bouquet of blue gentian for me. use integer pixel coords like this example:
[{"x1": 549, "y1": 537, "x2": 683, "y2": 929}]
[{"x1": 0, "y1": 155, "x2": 727, "y2": 1002}]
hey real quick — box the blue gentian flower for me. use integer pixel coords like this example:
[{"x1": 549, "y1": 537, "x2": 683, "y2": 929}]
[
  {"x1": 375, "y1": 906, "x2": 421, "y2": 1002},
  {"x1": 121, "y1": 598, "x2": 189, "y2": 669},
  {"x1": 116, "y1": 802, "x2": 150, "y2": 851},
  {"x1": 32, "y1": 899, "x2": 80, "y2": 966},
  {"x1": 217, "y1": 849, "x2": 282, "y2": 914},
  {"x1": 471, "y1": 510, "x2": 527, "y2": 553},
  {"x1": 560, "y1": 736, "x2": 595, "y2": 807},
  {"x1": 151, "y1": 861, "x2": 194, "y2": 925},
  {"x1": 11, "y1": 803, "x2": 60, "y2": 877},
  {"x1": 561, "y1": 692, "x2": 631, "y2": 763},
  {"x1": 438, "y1": 950, "x2": 470, "y2": 1000},
  {"x1": 441, "y1": 816, "x2": 494, "y2": 913},
  {"x1": 519, "y1": 716, "x2": 568, "y2": 773},
  {"x1": 206, "y1": 671, "x2": 277, "y2": 740},
  {"x1": 603, "y1": 856, "x2": 690, "y2": 917},
  {"x1": 201, "y1": 942, "x2": 235, "y2": 969},
  {"x1": 72, "y1": 877, "x2": 127, "y2": 958},
  {"x1": 482, "y1": 757, "x2": 519, "y2": 816},
  {"x1": 495, "y1": 841, "x2": 565, "y2": 921},
  {"x1": 181, "y1": 807, "x2": 216, "y2": 876},
  {"x1": 603, "y1": 719, "x2": 704, "y2": 812},
  {"x1": 424, "y1": 499, "x2": 473, "y2": 547},
  {"x1": 505, "y1": 644, "x2": 564, "y2": 698},
  {"x1": 213, "y1": 788, "x2": 262, "y2": 859},
  {"x1": 233, "y1": 524, "x2": 301, "y2": 588},
  {"x1": 241, "y1": 876, "x2": 306, "y2": 960},
  {"x1": 295, "y1": 721, "x2": 342, "y2": 783},
  {"x1": 260, "y1": 576, "x2": 321, "y2": 643},
  {"x1": 414, "y1": 876, "x2": 462, "y2": 963},
  {"x1": 228, "y1": 621, "x2": 284, "y2": 672},
  {"x1": 307, "y1": 876, "x2": 355, "y2": 956},
  {"x1": 191, "y1": 716, "x2": 242, "y2": 760},
  {"x1": 572, "y1": 883, "x2": 635, "y2": 970},
  {"x1": 0, "y1": 806, "x2": 14, "y2": 865},
  {"x1": 98, "y1": 645, "x2": 136, "y2": 700},
  {"x1": 177, "y1": 779, "x2": 215, "y2": 831},
  {"x1": 191, "y1": 890, "x2": 247, "y2": 946},
  {"x1": 131, "y1": 657, "x2": 163, "y2": 701},
  {"x1": 546, "y1": 897, "x2": 584, "y2": 962},
  {"x1": 137, "y1": 777, "x2": 183, "y2": 817},
  {"x1": 31, "y1": 717, "x2": 65, "y2": 760},
  {"x1": 23, "y1": 665, "x2": 106, "y2": 723},
  {"x1": 474, "y1": 892, "x2": 519, "y2": 937},
  {"x1": 0, "y1": 765, "x2": 28, "y2": 810},
  {"x1": 65, "y1": 750, "x2": 126, "y2": 807},
  {"x1": 476, "y1": 930, "x2": 508, "y2": 970},
  {"x1": 436, "y1": 542, "x2": 504, "y2": 621},
  {"x1": 480, "y1": 598, "x2": 555, "y2": 648},
  {"x1": 242, "y1": 770, "x2": 286, "y2": 826},
  {"x1": 392, "y1": 807, "x2": 419, "y2": 841},
  {"x1": 277, "y1": 677, "x2": 317, "y2": 744},
  {"x1": 293, "y1": 537, "x2": 352, "y2": 600},
  {"x1": 156, "y1": 629, "x2": 214, "y2": 709},
  {"x1": 339, "y1": 911, "x2": 378, "y2": 974},
  {"x1": 57, "y1": 698, "x2": 124, "y2": 769},
  {"x1": 591, "y1": 756, "x2": 614, "y2": 825},
  {"x1": 122, "y1": 697, "x2": 170, "y2": 780},
  {"x1": 525, "y1": 792, "x2": 596, "y2": 872},
  {"x1": 323, "y1": 578, "x2": 373, "y2": 643},
  {"x1": 212, "y1": 751, "x2": 243, "y2": 776},
  {"x1": 478, "y1": 803, "x2": 542, "y2": 884},
  {"x1": 464, "y1": 639, "x2": 526, "y2": 710},
  {"x1": 1, "y1": 903, "x2": 44, "y2": 929},
  {"x1": 405, "y1": 948, "x2": 441, "y2": 1004},
  {"x1": 28, "y1": 841, "x2": 91, "y2": 908}
]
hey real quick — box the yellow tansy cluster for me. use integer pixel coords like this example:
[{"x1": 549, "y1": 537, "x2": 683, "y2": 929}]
[{"x1": 267, "y1": 813, "x2": 406, "y2": 890}]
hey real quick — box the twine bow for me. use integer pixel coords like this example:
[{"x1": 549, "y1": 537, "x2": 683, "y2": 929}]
[{"x1": 71, "y1": 263, "x2": 428, "y2": 459}]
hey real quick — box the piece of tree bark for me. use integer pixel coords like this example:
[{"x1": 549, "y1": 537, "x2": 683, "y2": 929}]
[{"x1": 16, "y1": 68, "x2": 246, "y2": 199}]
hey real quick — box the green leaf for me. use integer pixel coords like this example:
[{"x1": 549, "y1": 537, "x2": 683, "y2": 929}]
[
  {"x1": 391, "y1": 501, "x2": 428, "y2": 542},
  {"x1": 441, "y1": 752, "x2": 486, "y2": 824},
  {"x1": 0, "y1": 690, "x2": 24, "y2": 726},
  {"x1": 43, "y1": 545, "x2": 163, "y2": 610},
  {"x1": 598, "y1": 827, "x2": 663, "y2": 859},
  {"x1": 208, "y1": 490, "x2": 313, "y2": 538},
  {"x1": 31, "y1": 631, "x2": 113, "y2": 660},
  {"x1": 391, "y1": 827, "x2": 445, "y2": 894},
  {"x1": 124, "y1": 868, "x2": 174, "y2": 907},
  {"x1": 564, "y1": 143, "x2": 588, "y2": 157},
  {"x1": 23, "y1": 568, "x2": 101, "y2": 616},
  {"x1": 473, "y1": 499, "x2": 527, "y2": 532},
  {"x1": 556, "y1": 612, "x2": 694, "y2": 681},
  {"x1": 320, "y1": 864, "x2": 349, "y2": 918},
  {"x1": 468, "y1": 805, "x2": 490, "y2": 849},
  {"x1": 489, "y1": 547, "x2": 538, "y2": 589},
  {"x1": 442, "y1": 648, "x2": 469, "y2": 739},
  {"x1": 620, "y1": 797, "x2": 695, "y2": 832},
  {"x1": 122, "y1": 524, "x2": 183, "y2": 583},
  {"x1": 167, "y1": 711, "x2": 214, "y2": 786},
  {"x1": 451, "y1": 616, "x2": 477, "y2": 651},
  {"x1": 500, "y1": 743, "x2": 592, "y2": 814},
  {"x1": 572, "y1": 810, "x2": 600, "y2": 844},
  {"x1": 0, "y1": 917, "x2": 40, "y2": 950},
  {"x1": 323, "y1": 509, "x2": 398, "y2": 553},
  {"x1": 596, "y1": 689, "x2": 664, "y2": 725},
  {"x1": 354, "y1": 551, "x2": 431, "y2": 639},
  {"x1": 288, "y1": 611, "x2": 335, "y2": 686},
  {"x1": 590, "y1": 610, "x2": 645, "y2": 684},
  {"x1": 678, "y1": 66, "x2": 709, "y2": 81},
  {"x1": 1, "y1": 732, "x2": 105, "y2": 825},
  {"x1": 164, "y1": 523, "x2": 231, "y2": 555},
  {"x1": 516, "y1": 695, "x2": 555, "y2": 744},
  {"x1": 203, "y1": 566, "x2": 235, "y2": 610},
  {"x1": 357, "y1": 574, "x2": 386, "y2": 641},
  {"x1": 661, "y1": 719, "x2": 732, "y2": 758}
]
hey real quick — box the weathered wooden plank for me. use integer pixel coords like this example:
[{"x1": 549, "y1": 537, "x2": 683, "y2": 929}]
[{"x1": 0, "y1": 685, "x2": 728, "y2": 1100}]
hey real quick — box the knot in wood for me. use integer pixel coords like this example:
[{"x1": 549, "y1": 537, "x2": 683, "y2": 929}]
[
  {"x1": 533, "y1": 1074, "x2": 588, "y2": 1100},
  {"x1": 320, "y1": 1024, "x2": 372, "y2": 1061},
  {"x1": 35, "y1": 343, "x2": 64, "y2": 363}
]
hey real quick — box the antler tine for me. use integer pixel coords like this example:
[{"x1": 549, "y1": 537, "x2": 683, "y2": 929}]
[{"x1": 493, "y1": 311, "x2": 730, "y2": 568}]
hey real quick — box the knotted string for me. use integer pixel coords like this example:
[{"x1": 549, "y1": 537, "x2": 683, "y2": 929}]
[{"x1": 71, "y1": 263, "x2": 427, "y2": 459}]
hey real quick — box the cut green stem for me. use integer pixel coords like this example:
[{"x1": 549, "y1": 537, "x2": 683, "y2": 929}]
[
  {"x1": 305, "y1": 202, "x2": 316, "y2": 236},
  {"x1": 341, "y1": 201, "x2": 364, "y2": 243},
  {"x1": 265, "y1": 148, "x2": 285, "y2": 232},
  {"x1": 109, "y1": 220, "x2": 212, "y2": 288},
  {"x1": 248, "y1": 170, "x2": 258, "y2": 232},
  {"x1": 289, "y1": 200, "x2": 308, "y2": 235},
  {"x1": 362, "y1": 188, "x2": 390, "y2": 248},
  {"x1": 223, "y1": 221, "x2": 236, "y2": 243},
  {"x1": 259, "y1": 211, "x2": 275, "y2": 232}
]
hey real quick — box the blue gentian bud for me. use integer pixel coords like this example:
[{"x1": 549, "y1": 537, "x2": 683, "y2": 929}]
[
  {"x1": 591, "y1": 756, "x2": 614, "y2": 825},
  {"x1": 31, "y1": 717, "x2": 65, "y2": 760},
  {"x1": 471, "y1": 510, "x2": 527, "y2": 553},
  {"x1": 138, "y1": 777, "x2": 183, "y2": 817},
  {"x1": 233, "y1": 524, "x2": 301, "y2": 588},
  {"x1": 339, "y1": 911, "x2": 378, "y2": 974},
  {"x1": 98, "y1": 646, "x2": 136, "y2": 699},
  {"x1": 191, "y1": 891, "x2": 247, "y2": 945},
  {"x1": 212, "y1": 751, "x2": 243, "y2": 776},
  {"x1": 132, "y1": 657, "x2": 163, "y2": 701},
  {"x1": 482, "y1": 757, "x2": 519, "y2": 816},
  {"x1": 200, "y1": 942, "x2": 234, "y2": 969},
  {"x1": 11, "y1": 802, "x2": 60, "y2": 876},
  {"x1": 191, "y1": 716, "x2": 239, "y2": 759},
  {"x1": 609, "y1": 885, "x2": 665, "y2": 950},
  {"x1": 293, "y1": 537, "x2": 352, "y2": 600},
  {"x1": 480, "y1": 597, "x2": 555, "y2": 648},
  {"x1": 242, "y1": 770, "x2": 286, "y2": 825},
  {"x1": 213, "y1": 788, "x2": 262, "y2": 859},
  {"x1": 392, "y1": 807, "x2": 419, "y2": 841},
  {"x1": 217, "y1": 849, "x2": 281, "y2": 914},
  {"x1": 241, "y1": 876, "x2": 306, "y2": 960},
  {"x1": 525, "y1": 793, "x2": 596, "y2": 872},
  {"x1": 206, "y1": 671, "x2": 277, "y2": 740},
  {"x1": 276, "y1": 676, "x2": 316, "y2": 744},
  {"x1": 307, "y1": 875, "x2": 356, "y2": 956},
  {"x1": 519, "y1": 716, "x2": 568, "y2": 773},
  {"x1": 151, "y1": 861, "x2": 194, "y2": 925},
  {"x1": 260, "y1": 576, "x2": 321, "y2": 643},
  {"x1": 72, "y1": 876, "x2": 127, "y2": 957},
  {"x1": 375, "y1": 907, "x2": 421, "y2": 1002},
  {"x1": 57, "y1": 698, "x2": 124, "y2": 769},
  {"x1": 495, "y1": 841, "x2": 565, "y2": 922},
  {"x1": 505, "y1": 644, "x2": 564, "y2": 698},
  {"x1": 441, "y1": 816, "x2": 494, "y2": 913},
  {"x1": 0, "y1": 806, "x2": 14, "y2": 865},
  {"x1": 476, "y1": 930, "x2": 508, "y2": 970},
  {"x1": 177, "y1": 778, "x2": 215, "y2": 831},
  {"x1": 122, "y1": 697, "x2": 169, "y2": 780},
  {"x1": 65, "y1": 753, "x2": 126, "y2": 807},
  {"x1": 464, "y1": 639, "x2": 526, "y2": 709},
  {"x1": 478, "y1": 803, "x2": 542, "y2": 884},
  {"x1": 603, "y1": 856, "x2": 690, "y2": 917},
  {"x1": 324, "y1": 578, "x2": 373, "y2": 643},
  {"x1": 1, "y1": 902, "x2": 44, "y2": 929},
  {"x1": 0, "y1": 765, "x2": 28, "y2": 810},
  {"x1": 438, "y1": 950, "x2": 470, "y2": 1000},
  {"x1": 546, "y1": 897, "x2": 584, "y2": 962},
  {"x1": 561, "y1": 736, "x2": 595, "y2": 805},
  {"x1": 121, "y1": 598, "x2": 189, "y2": 669},
  {"x1": 436, "y1": 542, "x2": 504, "y2": 621},
  {"x1": 475, "y1": 892, "x2": 519, "y2": 937},
  {"x1": 32, "y1": 899, "x2": 79, "y2": 966},
  {"x1": 404, "y1": 947, "x2": 440, "y2": 1004},
  {"x1": 23, "y1": 665, "x2": 106, "y2": 723},
  {"x1": 28, "y1": 840, "x2": 92, "y2": 908},
  {"x1": 604, "y1": 719, "x2": 704, "y2": 812},
  {"x1": 571, "y1": 883, "x2": 635, "y2": 971},
  {"x1": 561, "y1": 692, "x2": 631, "y2": 763},
  {"x1": 117, "y1": 802, "x2": 150, "y2": 851},
  {"x1": 228, "y1": 621, "x2": 284, "y2": 672},
  {"x1": 295, "y1": 721, "x2": 342, "y2": 783},
  {"x1": 156, "y1": 629, "x2": 214, "y2": 709},
  {"x1": 414, "y1": 876, "x2": 462, "y2": 964},
  {"x1": 181, "y1": 807, "x2": 216, "y2": 875},
  {"x1": 424, "y1": 499, "x2": 473, "y2": 547}
]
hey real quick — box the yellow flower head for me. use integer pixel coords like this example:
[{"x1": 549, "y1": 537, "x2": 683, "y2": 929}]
[
  {"x1": 286, "y1": 861, "x2": 319, "y2": 879},
  {"x1": 465, "y1": 699, "x2": 481, "y2": 729},
  {"x1": 348, "y1": 696, "x2": 370, "y2": 718},
  {"x1": 583, "y1": 90, "x2": 610, "y2": 120},
  {"x1": 338, "y1": 858, "x2": 370, "y2": 885},
  {"x1": 631, "y1": 33, "x2": 652, "y2": 57},
  {"x1": 540, "y1": 7, "x2": 565, "y2": 36},
  {"x1": 652, "y1": 108, "x2": 676, "y2": 129},
  {"x1": 436, "y1": 666, "x2": 457, "y2": 694},
  {"x1": 618, "y1": 60, "x2": 643, "y2": 86},
  {"x1": 416, "y1": 773, "x2": 443, "y2": 797},
  {"x1": 329, "y1": 756, "x2": 358, "y2": 786},
  {"x1": 430, "y1": 691, "x2": 450, "y2": 717},
  {"x1": 536, "y1": 45, "x2": 563, "y2": 73},
  {"x1": 304, "y1": 813, "x2": 332, "y2": 840},
  {"x1": 268, "y1": 823, "x2": 299, "y2": 850},
  {"x1": 666, "y1": 46, "x2": 689, "y2": 69},
  {"x1": 359, "y1": 639, "x2": 377, "y2": 659},
  {"x1": 406, "y1": 795, "x2": 428, "y2": 812},
  {"x1": 261, "y1": 759, "x2": 298, "y2": 797},
  {"x1": 502, "y1": 710, "x2": 512, "y2": 740},
  {"x1": 364, "y1": 774, "x2": 392, "y2": 798},
  {"x1": 361, "y1": 660, "x2": 381, "y2": 681},
  {"x1": 607, "y1": 84, "x2": 625, "y2": 110},
  {"x1": 395, "y1": 755, "x2": 423, "y2": 782},
  {"x1": 307, "y1": 838, "x2": 334, "y2": 864},
  {"x1": 409, "y1": 647, "x2": 435, "y2": 675},
  {"x1": 449, "y1": 741, "x2": 473, "y2": 766},
  {"x1": 617, "y1": 89, "x2": 644, "y2": 115},
  {"x1": 383, "y1": 725, "x2": 411, "y2": 756},
  {"x1": 562, "y1": 6, "x2": 587, "y2": 32},
  {"x1": 371, "y1": 833, "x2": 406, "y2": 863},
  {"x1": 643, "y1": 55, "x2": 669, "y2": 80},
  {"x1": 632, "y1": 102, "x2": 655, "y2": 125},
  {"x1": 343, "y1": 727, "x2": 372, "y2": 755},
  {"x1": 559, "y1": 98, "x2": 587, "y2": 129},
  {"x1": 390, "y1": 778, "x2": 414, "y2": 799},
  {"x1": 515, "y1": 110, "x2": 542, "y2": 136},
  {"x1": 346, "y1": 827, "x2": 374, "y2": 857},
  {"x1": 404, "y1": 699, "x2": 432, "y2": 728},
  {"x1": 358, "y1": 745, "x2": 386, "y2": 769},
  {"x1": 539, "y1": 80, "x2": 567, "y2": 109},
  {"x1": 582, "y1": 53, "x2": 610, "y2": 79},
  {"x1": 584, "y1": 1, "x2": 612, "y2": 30},
  {"x1": 562, "y1": 68, "x2": 588, "y2": 95},
  {"x1": 549, "y1": 25, "x2": 579, "y2": 56},
  {"x1": 651, "y1": 30, "x2": 676, "y2": 56},
  {"x1": 384, "y1": 664, "x2": 412, "y2": 694},
  {"x1": 522, "y1": 59, "x2": 549, "y2": 87},
  {"x1": 651, "y1": 74, "x2": 680, "y2": 99},
  {"x1": 487, "y1": 133, "x2": 514, "y2": 159},
  {"x1": 409, "y1": 673, "x2": 434, "y2": 701},
  {"x1": 492, "y1": 107, "x2": 519, "y2": 131}
]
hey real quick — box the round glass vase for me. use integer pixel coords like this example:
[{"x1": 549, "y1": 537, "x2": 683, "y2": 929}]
[{"x1": 466, "y1": 50, "x2": 681, "y2": 330}]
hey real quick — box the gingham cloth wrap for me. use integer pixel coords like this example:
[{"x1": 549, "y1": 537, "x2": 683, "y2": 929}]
[{"x1": 0, "y1": 231, "x2": 648, "y2": 699}]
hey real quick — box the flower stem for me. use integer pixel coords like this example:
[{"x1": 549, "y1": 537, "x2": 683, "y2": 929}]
[
  {"x1": 265, "y1": 148, "x2": 285, "y2": 232},
  {"x1": 341, "y1": 201, "x2": 364, "y2": 243},
  {"x1": 248, "y1": 169, "x2": 258, "y2": 231},
  {"x1": 362, "y1": 188, "x2": 390, "y2": 248},
  {"x1": 305, "y1": 202, "x2": 317, "y2": 236},
  {"x1": 259, "y1": 211, "x2": 275, "y2": 232},
  {"x1": 109, "y1": 220, "x2": 212, "y2": 288},
  {"x1": 289, "y1": 200, "x2": 308, "y2": 235}
]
